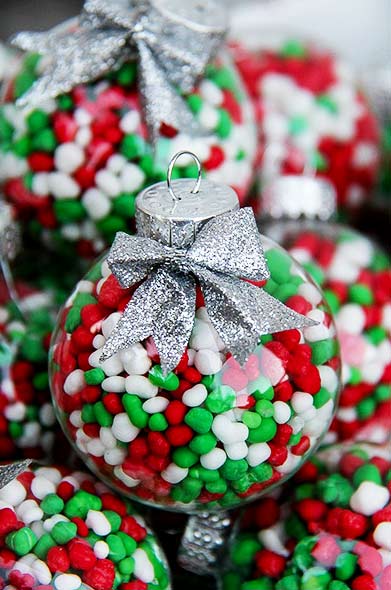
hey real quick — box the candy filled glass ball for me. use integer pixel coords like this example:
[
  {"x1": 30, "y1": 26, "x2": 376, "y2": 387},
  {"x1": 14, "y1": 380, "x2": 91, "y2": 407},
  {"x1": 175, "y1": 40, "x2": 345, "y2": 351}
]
[{"x1": 49, "y1": 243, "x2": 340, "y2": 511}]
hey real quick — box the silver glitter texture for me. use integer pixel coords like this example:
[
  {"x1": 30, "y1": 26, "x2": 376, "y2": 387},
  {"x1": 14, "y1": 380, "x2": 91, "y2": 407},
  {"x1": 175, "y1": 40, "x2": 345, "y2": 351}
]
[
  {"x1": 12, "y1": 0, "x2": 227, "y2": 144},
  {"x1": 101, "y1": 207, "x2": 316, "y2": 374},
  {"x1": 0, "y1": 459, "x2": 32, "y2": 490}
]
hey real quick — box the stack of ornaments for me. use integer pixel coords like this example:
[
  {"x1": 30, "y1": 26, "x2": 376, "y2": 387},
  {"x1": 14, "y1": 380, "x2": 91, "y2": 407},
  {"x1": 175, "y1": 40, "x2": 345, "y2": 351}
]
[{"x1": 0, "y1": 1, "x2": 389, "y2": 589}]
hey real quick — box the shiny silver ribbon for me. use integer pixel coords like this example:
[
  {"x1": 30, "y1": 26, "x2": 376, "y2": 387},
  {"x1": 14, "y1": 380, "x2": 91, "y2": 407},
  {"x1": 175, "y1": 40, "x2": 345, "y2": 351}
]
[
  {"x1": 12, "y1": 0, "x2": 227, "y2": 144},
  {"x1": 101, "y1": 208, "x2": 316, "y2": 374}
]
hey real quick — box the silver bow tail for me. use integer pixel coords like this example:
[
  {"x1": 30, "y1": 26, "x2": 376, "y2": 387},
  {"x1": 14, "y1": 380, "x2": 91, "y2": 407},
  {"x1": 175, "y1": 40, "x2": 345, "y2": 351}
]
[
  {"x1": 12, "y1": 0, "x2": 227, "y2": 144},
  {"x1": 100, "y1": 208, "x2": 316, "y2": 374},
  {"x1": 0, "y1": 459, "x2": 32, "y2": 490}
]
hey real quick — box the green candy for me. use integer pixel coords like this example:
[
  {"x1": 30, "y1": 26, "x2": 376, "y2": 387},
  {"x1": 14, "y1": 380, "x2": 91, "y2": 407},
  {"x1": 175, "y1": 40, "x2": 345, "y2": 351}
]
[
  {"x1": 172, "y1": 447, "x2": 198, "y2": 468},
  {"x1": 313, "y1": 388, "x2": 331, "y2": 409},
  {"x1": 187, "y1": 94, "x2": 203, "y2": 114},
  {"x1": 27, "y1": 109, "x2": 50, "y2": 132},
  {"x1": 85, "y1": 367, "x2": 106, "y2": 385},
  {"x1": 94, "y1": 401, "x2": 113, "y2": 426},
  {"x1": 205, "y1": 478, "x2": 228, "y2": 494},
  {"x1": 189, "y1": 432, "x2": 217, "y2": 455},
  {"x1": 349, "y1": 283, "x2": 374, "y2": 305},
  {"x1": 375, "y1": 384, "x2": 391, "y2": 402},
  {"x1": 121, "y1": 133, "x2": 145, "y2": 159},
  {"x1": 122, "y1": 395, "x2": 148, "y2": 428},
  {"x1": 65, "y1": 490, "x2": 102, "y2": 518},
  {"x1": 301, "y1": 566, "x2": 331, "y2": 590},
  {"x1": 311, "y1": 339, "x2": 338, "y2": 365},
  {"x1": 7, "y1": 527, "x2": 37, "y2": 556},
  {"x1": 335, "y1": 552, "x2": 358, "y2": 580},
  {"x1": 184, "y1": 408, "x2": 213, "y2": 434},
  {"x1": 324, "y1": 289, "x2": 340, "y2": 313},
  {"x1": 148, "y1": 365, "x2": 179, "y2": 390},
  {"x1": 242, "y1": 411, "x2": 262, "y2": 429},
  {"x1": 230, "y1": 536, "x2": 261, "y2": 566},
  {"x1": 32, "y1": 128, "x2": 57, "y2": 152},
  {"x1": 276, "y1": 575, "x2": 300, "y2": 590},
  {"x1": 220, "y1": 458, "x2": 248, "y2": 481},
  {"x1": 148, "y1": 413, "x2": 168, "y2": 431},
  {"x1": 51, "y1": 521, "x2": 78, "y2": 544},
  {"x1": 255, "y1": 399, "x2": 274, "y2": 418},
  {"x1": 81, "y1": 404, "x2": 95, "y2": 424},
  {"x1": 40, "y1": 493, "x2": 64, "y2": 515},
  {"x1": 250, "y1": 463, "x2": 273, "y2": 483},
  {"x1": 64, "y1": 307, "x2": 82, "y2": 332},
  {"x1": 353, "y1": 463, "x2": 382, "y2": 486},
  {"x1": 33, "y1": 533, "x2": 56, "y2": 559},
  {"x1": 357, "y1": 397, "x2": 376, "y2": 419},
  {"x1": 107, "y1": 534, "x2": 126, "y2": 561},
  {"x1": 54, "y1": 200, "x2": 86, "y2": 223},
  {"x1": 118, "y1": 556, "x2": 135, "y2": 575},
  {"x1": 205, "y1": 385, "x2": 236, "y2": 413},
  {"x1": 316, "y1": 94, "x2": 338, "y2": 114},
  {"x1": 216, "y1": 108, "x2": 232, "y2": 139},
  {"x1": 247, "y1": 417, "x2": 277, "y2": 443},
  {"x1": 265, "y1": 248, "x2": 292, "y2": 284},
  {"x1": 280, "y1": 39, "x2": 307, "y2": 58},
  {"x1": 242, "y1": 579, "x2": 273, "y2": 590},
  {"x1": 117, "y1": 531, "x2": 137, "y2": 556}
]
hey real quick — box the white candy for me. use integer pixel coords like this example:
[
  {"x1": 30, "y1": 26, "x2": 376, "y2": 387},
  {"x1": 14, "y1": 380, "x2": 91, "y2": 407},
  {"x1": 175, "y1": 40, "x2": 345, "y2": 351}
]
[
  {"x1": 199, "y1": 79, "x2": 223, "y2": 106},
  {"x1": 161, "y1": 463, "x2": 189, "y2": 484},
  {"x1": 200, "y1": 447, "x2": 227, "y2": 470},
  {"x1": 32, "y1": 559, "x2": 51, "y2": 584},
  {"x1": 328, "y1": 254, "x2": 359, "y2": 283},
  {"x1": 298, "y1": 282, "x2": 323, "y2": 306},
  {"x1": 225, "y1": 441, "x2": 248, "y2": 460},
  {"x1": 182, "y1": 384, "x2": 208, "y2": 407},
  {"x1": 4, "y1": 402, "x2": 26, "y2": 421},
  {"x1": 39, "y1": 403, "x2": 56, "y2": 426},
  {"x1": 86, "y1": 438, "x2": 106, "y2": 457},
  {"x1": 194, "y1": 349, "x2": 222, "y2": 375},
  {"x1": 259, "y1": 523, "x2": 290, "y2": 557},
  {"x1": 273, "y1": 401, "x2": 291, "y2": 424},
  {"x1": 212, "y1": 414, "x2": 249, "y2": 444},
  {"x1": 82, "y1": 188, "x2": 111, "y2": 220},
  {"x1": 125, "y1": 375, "x2": 158, "y2": 398},
  {"x1": 94, "y1": 540, "x2": 110, "y2": 559},
  {"x1": 54, "y1": 142, "x2": 85, "y2": 173},
  {"x1": 373, "y1": 522, "x2": 391, "y2": 550},
  {"x1": 34, "y1": 467, "x2": 62, "y2": 485},
  {"x1": 120, "y1": 344, "x2": 152, "y2": 375},
  {"x1": 114, "y1": 465, "x2": 140, "y2": 488},
  {"x1": 43, "y1": 514, "x2": 68, "y2": 532},
  {"x1": 104, "y1": 447, "x2": 126, "y2": 466},
  {"x1": 70, "y1": 410, "x2": 83, "y2": 428},
  {"x1": 93, "y1": 334, "x2": 106, "y2": 349},
  {"x1": 64, "y1": 370, "x2": 85, "y2": 395},
  {"x1": 291, "y1": 392, "x2": 314, "y2": 414},
  {"x1": 336, "y1": 303, "x2": 366, "y2": 335},
  {"x1": 190, "y1": 318, "x2": 220, "y2": 351},
  {"x1": 86, "y1": 510, "x2": 111, "y2": 536},
  {"x1": 247, "y1": 443, "x2": 271, "y2": 467},
  {"x1": 54, "y1": 573, "x2": 82, "y2": 590},
  {"x1": 32, "y1": 172, "x2": 49, "y2": 196},
  {"x1": 120, "y1": 110, "x2": 140, "y2": 134},
  {"x1": 100, "y1": 427, "x2": 117, "y2": 449},
  {"x1": 277, "y1": 451, "x2": 302, "y2": 475},
  {"x1": 133, "y1": 548, "x2": 155, "y2": 583},
  {"x1": 17, "y1": 499, "x2": 44, "y2": 524},
  {"x1": 112, "y1": 413, "x2": 140, "y2": 443},
  {"x1": 75, "y1": 126, "x2": 92, "y2": 147},
  {"x1": 74, "y1": 108, "x2": 92, "y2": 126},
  {"x1": 319, "y1": 365, "x2": 339, "y2": 394},
  {"x1": 107, "y1": 154, "x2": 127, "y2": 174},
  {"x1": 350, "y1": 481, "x2": 390, "y2": 515},
  {"x1": 95, "y1": 169, "x2": 121, "y2": 197},
  {"x1": 303, "y1": 310, "x2": 330, "y2": 342},
  {"x1": 102, "y1": 376, "x2": 126, "y2": 393},
  {"x1": 143, "y1": 396, "x2": 169, "y2": 414},
  {"x1": 102, "y1": 312, "x2": 122, "y2": 339},
  {"x1": 31, "y1": 476, "x2": 55, "y2": 500},
  {"x1": 49, "y1": 172, "x2": 80, "y2": 199},
  {"x1": 120, "y1": 163, "x2": 146, "y2": 193}
]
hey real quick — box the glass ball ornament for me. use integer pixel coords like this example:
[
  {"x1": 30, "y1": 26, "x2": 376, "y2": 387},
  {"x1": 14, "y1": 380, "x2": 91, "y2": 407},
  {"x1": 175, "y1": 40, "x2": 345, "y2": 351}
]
[
  {"x1": 0, "y1": 276, "x2": 59, "y2": 460},
  {"x1": 49, "y1": 162, "x2": 341, "y2": 512},
  {"x1": 222, "y1": 440, "x2": 391, "y2": 590},
  {"x1": 0, "y1": 3, "x2": 257, "y2": 259},
  {"x1": 0, "y1": 461, "x2": 171, "y2": 590},
  {"x1": 261, "y1": 176, "x2": 391, "y2": 444},
  {"x1": 231, "y1": 37, "x2": 381, "y2": 213}
]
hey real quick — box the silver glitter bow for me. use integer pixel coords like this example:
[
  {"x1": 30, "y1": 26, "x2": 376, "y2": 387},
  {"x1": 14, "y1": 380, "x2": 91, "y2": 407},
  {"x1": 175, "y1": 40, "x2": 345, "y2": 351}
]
[
  {"x1": 101, "y1": 208, "x2": 316, "y2": 374},
  {"x1": 0, "y1": 459, "x2": 31, "y2": 490},
  {"x1": 12, "y1": 0, "x2": 227, "y2": 144}
]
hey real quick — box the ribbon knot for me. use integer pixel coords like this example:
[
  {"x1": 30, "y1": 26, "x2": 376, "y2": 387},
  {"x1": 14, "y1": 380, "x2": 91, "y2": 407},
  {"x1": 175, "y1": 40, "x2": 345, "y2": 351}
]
[
  {"x1": 12, "y1": 0, "x2": 227, "y2": 144},
  {"x1": 100, "y1": 208, "x2": 316, "y2": 374}
]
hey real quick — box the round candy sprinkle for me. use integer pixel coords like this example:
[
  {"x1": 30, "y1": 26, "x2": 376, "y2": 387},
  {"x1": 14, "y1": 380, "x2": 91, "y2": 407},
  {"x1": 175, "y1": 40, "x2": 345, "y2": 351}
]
[
  {"x1": 275, "y1": 223, "x2": 391, "y2": 443},
  {"x1": 232, "y1": 38, "x2": 380, "y2": 213},
  {"x1": 223, "y1": 441, "x2": 391, "y2": 590},
  {"x1": 0, "y1": 463, "x2": 171, "y2": 589},
  {"x1": 0, "y1": 278, "x2": 58, "y2": 460},
  {"x1": 0, "y1": 52, "x2": 256, "y2": 258},
  {"x1": 49, "y1": 236, "x2": 340, "y2": 511}
]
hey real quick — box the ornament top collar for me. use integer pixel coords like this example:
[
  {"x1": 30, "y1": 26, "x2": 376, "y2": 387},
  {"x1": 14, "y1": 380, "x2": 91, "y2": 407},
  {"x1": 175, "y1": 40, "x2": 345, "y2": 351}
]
[{"x1": 11, "y1": 0, "x2": 228, "y2": 144}]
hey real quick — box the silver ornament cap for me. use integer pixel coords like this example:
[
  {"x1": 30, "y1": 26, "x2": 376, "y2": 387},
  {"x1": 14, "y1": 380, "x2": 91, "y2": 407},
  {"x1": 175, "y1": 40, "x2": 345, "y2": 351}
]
[
  {"x1": 261, "y1": 174, "x2": 337, "y2": 222},
  {"x1": 136, "y1": 151, "x2": 239, "y2": 247}
]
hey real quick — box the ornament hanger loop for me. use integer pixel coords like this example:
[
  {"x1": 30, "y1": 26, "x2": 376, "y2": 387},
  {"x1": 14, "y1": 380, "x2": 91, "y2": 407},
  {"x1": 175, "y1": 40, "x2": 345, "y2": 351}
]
[{"x1": 167, "y1": 151, "x2": 202, "y2": 202}]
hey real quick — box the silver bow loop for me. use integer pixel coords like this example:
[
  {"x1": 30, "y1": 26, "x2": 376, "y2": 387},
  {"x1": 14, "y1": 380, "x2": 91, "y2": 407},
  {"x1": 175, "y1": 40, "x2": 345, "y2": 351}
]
[
  {"x1": 0, "y1": 459, "x2": 32, "y2": 490},
  {"x1": 187, "y1": 207, "x2": 270, "y2": 281},
  {"x1": 101, "y1": 207, "x2": 316, "y2": 374},
  {"x1": 11, "y1": 0, "x2": 227, "y2": 144}
]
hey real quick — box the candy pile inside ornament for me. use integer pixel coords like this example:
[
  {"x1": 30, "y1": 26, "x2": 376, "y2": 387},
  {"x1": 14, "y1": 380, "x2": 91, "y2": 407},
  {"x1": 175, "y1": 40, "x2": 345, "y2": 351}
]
[
  {"x1": 0, "y1": 279, "x2": 58, "y2": 460},
  {"x1": 281, "y1": 224, "x2": 391, "y2": 443},
  {"x1": 232, "y1": 39, "x2": 380, "y2": 211},
  {"x1": 0, "y1": 463, "x2": 171, "y2": 589},
  {"x1": 224, "y1": 441, "x2": 391, "y2": 590},
  {"x1": 0, "y1": 51, "x2": 256, "y2": 258},
  {"x1": 49, "y1": 236, "x2": 340, "y2": 511}
]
